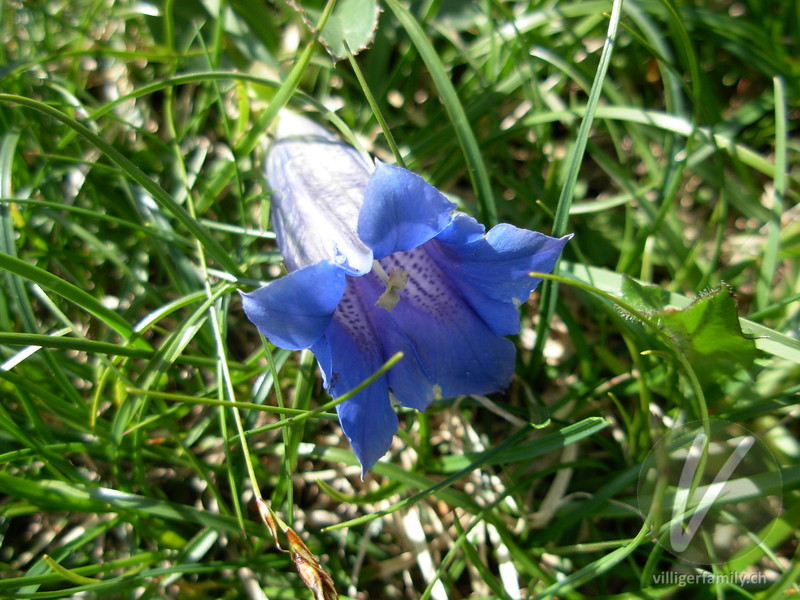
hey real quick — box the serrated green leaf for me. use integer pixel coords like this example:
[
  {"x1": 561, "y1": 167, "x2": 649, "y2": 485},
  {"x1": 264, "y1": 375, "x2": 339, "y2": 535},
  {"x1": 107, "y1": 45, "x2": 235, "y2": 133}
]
[
  {"x1": 656, "y1": 285, "x2": 756, "y2": 387},
  {"x1": 319, "y1": 0, "x2": 380, "y2": 61}
]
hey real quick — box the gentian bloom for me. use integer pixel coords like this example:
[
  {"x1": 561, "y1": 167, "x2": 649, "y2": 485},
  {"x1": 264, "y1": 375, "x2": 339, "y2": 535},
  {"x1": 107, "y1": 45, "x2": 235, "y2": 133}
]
[{"x1": 242, "y1": 113, "x2": 571, "y2": 472}]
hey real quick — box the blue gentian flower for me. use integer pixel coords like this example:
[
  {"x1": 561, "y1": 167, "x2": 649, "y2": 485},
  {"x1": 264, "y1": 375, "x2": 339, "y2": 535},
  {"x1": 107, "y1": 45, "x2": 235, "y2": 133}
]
[{"x1": 242, "y1": 113, "x2": 571, "y2": 472}]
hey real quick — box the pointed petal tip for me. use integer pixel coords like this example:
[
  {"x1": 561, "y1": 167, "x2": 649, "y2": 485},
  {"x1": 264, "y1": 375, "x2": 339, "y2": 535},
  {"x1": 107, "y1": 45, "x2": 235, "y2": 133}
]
[
  {"x1": 344, "y1": 413, "x2": 397, "y2": 474},
  {"x1": 335, "y1": 387, "x2": 398, "y2": 476},
  {"x1": 352, "y1": 437, "x2": 392, "y2": 475},
  {"x1": 357, "y1": 455, "x2": 379, "y2": 477}
]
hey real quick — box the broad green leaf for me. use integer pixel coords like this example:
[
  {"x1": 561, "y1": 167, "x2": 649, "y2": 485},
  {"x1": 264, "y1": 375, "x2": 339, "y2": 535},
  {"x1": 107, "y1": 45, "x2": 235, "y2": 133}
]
[{"x1": 620, "y1": 276, "x2": 756, "y2": 385}]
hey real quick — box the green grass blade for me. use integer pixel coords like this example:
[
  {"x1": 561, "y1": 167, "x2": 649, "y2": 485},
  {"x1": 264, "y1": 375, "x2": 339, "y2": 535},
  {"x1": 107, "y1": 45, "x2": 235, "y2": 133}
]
[
  {"x1": 384, "y1": 0, "x2": 497, "y2": 224},
  {"x1": 531, "y1": 0, "x2": 624, "y2": 368},
  {"x1": 0, "y1": 94, "x2": 242, "y2": 277},
  {"x1": 0, "y1": 252, "x2": 147, "y2": 347},
  {"x1": 755, "y1": 76, "x2": 787, "y2": 311},
  {"x1": 324, "y1": 417, "x2": 609, "y2": 531},
  {"x1": 0, "y1": 332, "x2": 151, "y2": 358}
]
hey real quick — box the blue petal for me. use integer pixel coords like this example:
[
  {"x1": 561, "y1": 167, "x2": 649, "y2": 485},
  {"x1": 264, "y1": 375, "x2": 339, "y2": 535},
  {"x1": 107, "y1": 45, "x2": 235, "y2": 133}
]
[
  {"x1": 240, "y1": 262, "x2": 346, "y2": 350},
  {"x1": 431, "y1": 215, "x2": 571, "y2": 306},
  {"x1": 433, "y1": 213, "x2": 486, "y2": 244},
  {"x1": 310, "y1": 277, "x2": 398, "y2": 472},
  {"x1": 432, "y1": 277, "x2": 522, "y2": 337},
  {"x1": 358, "y1": 162, "x2": 456, "y2": 260},
  {"x1": 378, "y1": 326, "x2": 438, "y2": 411}
]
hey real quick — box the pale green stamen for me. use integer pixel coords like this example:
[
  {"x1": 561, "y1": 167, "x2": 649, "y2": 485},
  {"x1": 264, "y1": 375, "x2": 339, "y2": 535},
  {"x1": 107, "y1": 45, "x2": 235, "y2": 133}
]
[{"x1": 373, "y1": 260, "x2": 408, "y2": 311}]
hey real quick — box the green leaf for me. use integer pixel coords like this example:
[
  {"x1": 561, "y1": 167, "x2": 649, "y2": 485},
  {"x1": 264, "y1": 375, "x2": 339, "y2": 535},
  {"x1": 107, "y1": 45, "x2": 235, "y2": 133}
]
[
  {"x1": 319, "y1": 0, "x2": 380, "y2": 61},
  {"x1": 0, "y1": 474, "x2": 263, "y2": 536},
  {"x1": 657, "y1": 285, "x2": 756, "y2": 386},
  {"x1": 530, "y1": 0, "x2": 625, "y2": 370},
  {"x1": 0, "y1": 94, "x2": 243, "y2": 278},
  {"x1": 322, "y1": 417, "x2": 610, "y2": 531}
]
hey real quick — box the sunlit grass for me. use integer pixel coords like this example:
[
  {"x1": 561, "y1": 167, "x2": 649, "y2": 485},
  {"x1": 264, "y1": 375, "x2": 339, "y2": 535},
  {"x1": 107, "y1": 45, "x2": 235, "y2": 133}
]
[{"x1": 1, "y1": 0, "x2": 798, "y2": 598}]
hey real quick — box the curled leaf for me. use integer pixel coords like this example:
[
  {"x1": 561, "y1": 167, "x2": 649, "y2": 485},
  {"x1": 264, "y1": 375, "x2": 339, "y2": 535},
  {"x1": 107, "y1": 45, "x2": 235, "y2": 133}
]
[
  {"x1": 43, "y1": 554, "x2": 101, "y2": 585},
  {"x1": 256, "y1": 497, "x2": 338, "y2": 600},
  {"x1": 287, "y1": 529, "x2": 339, "y2": 600}
]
